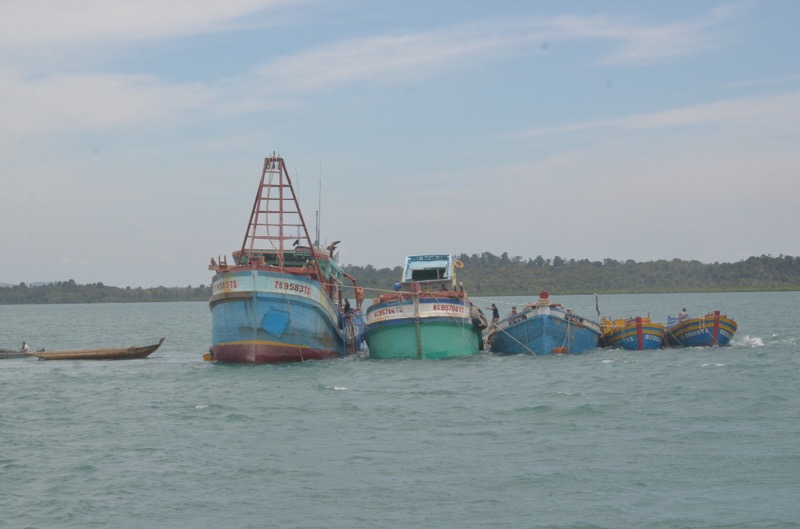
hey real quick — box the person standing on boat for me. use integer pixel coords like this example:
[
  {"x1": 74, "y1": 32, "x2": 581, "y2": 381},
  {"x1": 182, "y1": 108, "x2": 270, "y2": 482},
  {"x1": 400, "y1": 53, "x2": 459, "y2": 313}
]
[
  {"x1": 678, "y1": 308, "x2": 688, "y2": 320},
  {"x1": 355, "y1": 287, "x2": 364, "y2": 309},
  {"x1": 487, "y1": 304, "x2": 500, "y2": 325},
  {"x1": 20, "y1": 341, "x2": 29, "y2": 353},
  {"x1": 511, "y1": 307, "x2": 518, "y2": 315},
  {"x1": 344, "y1": 299, "x2": 351, "y2": 314}
]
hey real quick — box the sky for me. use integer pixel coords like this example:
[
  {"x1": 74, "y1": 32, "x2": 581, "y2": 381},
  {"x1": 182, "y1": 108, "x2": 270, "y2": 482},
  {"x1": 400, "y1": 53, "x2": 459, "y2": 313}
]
[{"x1": 2, "y1": 1, "x2": 799, "y2": 288}]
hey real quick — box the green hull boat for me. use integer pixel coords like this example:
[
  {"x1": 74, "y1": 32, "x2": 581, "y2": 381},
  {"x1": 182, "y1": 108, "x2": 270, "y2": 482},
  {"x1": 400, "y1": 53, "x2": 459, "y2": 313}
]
[{"x1": 364, "y1": 254, "x2": 487, "y2": 359}]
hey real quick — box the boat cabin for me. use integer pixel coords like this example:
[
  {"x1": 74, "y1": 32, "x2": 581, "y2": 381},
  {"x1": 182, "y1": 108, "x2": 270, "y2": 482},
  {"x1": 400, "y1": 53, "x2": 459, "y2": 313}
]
[{"x1": 398, "y1": 254, "x2": 458, "y2": 293}]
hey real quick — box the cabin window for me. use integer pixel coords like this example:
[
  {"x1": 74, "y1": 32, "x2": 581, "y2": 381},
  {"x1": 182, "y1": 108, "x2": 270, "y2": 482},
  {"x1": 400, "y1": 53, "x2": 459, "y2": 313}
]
[{"x1": 411, "y1": 268, "x2": 446, "y2": 281}]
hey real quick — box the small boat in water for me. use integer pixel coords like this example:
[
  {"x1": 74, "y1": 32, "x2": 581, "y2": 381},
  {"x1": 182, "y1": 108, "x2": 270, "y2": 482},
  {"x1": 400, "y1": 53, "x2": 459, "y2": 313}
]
[
  {"x1": 600, "y1": 316, "x2": 665, "y2": 350},
  {"x1": 207, "y1": 153, "x2": 366, "y2": 363},
  {"x1": 364, "y1": 254, "x2": 487, "y2": 359},
  {"x1": 30, "y1": 338, "x2": 165, "y2": 360},
  {"x1": 488, "y1": 291, "x2": 601, "y2": 355},
  {"x1": 665, "y1": 310, "x2": 737, "y2": 347},
  {"x1": 1, "y1": 347, "x2": 29, "y2": 359}
]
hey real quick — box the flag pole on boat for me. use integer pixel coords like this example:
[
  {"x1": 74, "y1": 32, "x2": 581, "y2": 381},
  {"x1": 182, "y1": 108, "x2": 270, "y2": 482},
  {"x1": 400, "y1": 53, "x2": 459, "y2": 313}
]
[{"x1": 594, "y1": 293, "x2": 600, "y2": 320}]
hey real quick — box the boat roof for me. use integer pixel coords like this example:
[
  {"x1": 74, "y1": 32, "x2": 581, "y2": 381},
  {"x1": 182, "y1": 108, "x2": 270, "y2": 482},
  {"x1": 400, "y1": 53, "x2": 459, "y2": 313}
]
[{"x1": 402, "y1": 254, "x2": 453, "y2": 282}]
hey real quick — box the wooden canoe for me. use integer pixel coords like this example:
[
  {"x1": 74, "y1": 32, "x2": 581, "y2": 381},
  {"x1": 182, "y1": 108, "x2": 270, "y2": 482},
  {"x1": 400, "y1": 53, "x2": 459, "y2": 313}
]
[
  {"x1": 30, "y1": 338, "x2": 165, "y2": 361},
  {"x1": 1, "y1": 347, "x2": 29, "y2": 359}
]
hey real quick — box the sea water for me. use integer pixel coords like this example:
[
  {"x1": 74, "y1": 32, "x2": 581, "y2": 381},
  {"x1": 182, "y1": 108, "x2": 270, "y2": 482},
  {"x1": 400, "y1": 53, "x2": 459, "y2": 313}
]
[{"x1": 1, "y1": 293, "x2": 798, "y2": 529}]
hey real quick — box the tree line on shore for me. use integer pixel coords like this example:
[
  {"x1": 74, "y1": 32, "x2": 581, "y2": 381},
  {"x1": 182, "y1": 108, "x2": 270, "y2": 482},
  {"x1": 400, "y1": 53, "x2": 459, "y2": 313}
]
[
  {"x1": 0, "y1": 280, "x2": 211, "y2": 305},
  {"x1": 344, "y1": 253, "x2": 800, "y2": 297},
  {"x1": 2, "y1": 254, "x2": 799, "y2": 304}
]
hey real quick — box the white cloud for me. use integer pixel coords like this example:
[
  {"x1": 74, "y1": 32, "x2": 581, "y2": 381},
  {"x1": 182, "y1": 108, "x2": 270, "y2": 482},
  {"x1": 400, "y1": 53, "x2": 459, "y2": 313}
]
[
  {"x1": 521, "y1": 3, "x2": 749, "y2": 66},
  {"x1": 0, "y1": 5, "x2": 748, "y2": 138},
  {"x1": 726, "y1": 73, "x2": 800, "y2": 89},
  {"x1": 522, "y1": 91, "x2": 800, "y2": 137},
  {"x1": 253, "y1": 7, "x2": 746, "y2": 95},
  {"x1": 0, "y1": 67, "x2": 212, "y2": 139},
  {"x1": 257, "y1": 31, "x2": 509, "y2": 93},
  {"x1": 0, "y1": 0, "x2": 295, "y2": 46}
]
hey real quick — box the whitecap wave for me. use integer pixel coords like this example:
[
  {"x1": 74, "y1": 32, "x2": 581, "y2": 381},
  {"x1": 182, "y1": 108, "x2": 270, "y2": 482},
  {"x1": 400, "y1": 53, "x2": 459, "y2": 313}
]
[{"x1": 736, "y1": 335, "x2": 764, "y2": 347}]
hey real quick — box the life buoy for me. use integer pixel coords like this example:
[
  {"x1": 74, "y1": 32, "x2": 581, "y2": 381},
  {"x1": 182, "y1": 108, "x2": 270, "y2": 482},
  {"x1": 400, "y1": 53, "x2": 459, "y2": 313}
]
[{"x1": 454, "y1": 260, "x2": 464, "y2": 269}]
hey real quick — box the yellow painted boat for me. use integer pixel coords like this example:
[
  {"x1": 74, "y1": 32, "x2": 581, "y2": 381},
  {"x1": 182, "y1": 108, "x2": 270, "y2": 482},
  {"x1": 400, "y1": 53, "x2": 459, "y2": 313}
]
[{"x1": 600, "y1": 317, "x2": 665, "y2": 350}]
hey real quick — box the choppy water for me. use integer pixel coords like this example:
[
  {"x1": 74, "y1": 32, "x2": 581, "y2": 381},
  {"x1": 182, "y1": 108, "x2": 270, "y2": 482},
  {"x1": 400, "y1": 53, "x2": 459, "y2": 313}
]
[{"x1": 1, "y1": 292, "x2": 799, "y2": 529}]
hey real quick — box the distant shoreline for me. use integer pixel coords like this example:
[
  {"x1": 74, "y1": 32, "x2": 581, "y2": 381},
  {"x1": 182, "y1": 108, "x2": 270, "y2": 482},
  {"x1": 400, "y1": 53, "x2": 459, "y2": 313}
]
[{"x1": 3, "y1": 254, "x2": 799, "y2": 304}]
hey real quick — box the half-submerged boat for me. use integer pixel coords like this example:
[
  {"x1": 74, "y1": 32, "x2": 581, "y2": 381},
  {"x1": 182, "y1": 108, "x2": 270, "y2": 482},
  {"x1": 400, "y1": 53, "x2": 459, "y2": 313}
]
[
  {"x1": 364, "y1": 255, "x2": 487, "y2": 359},
  {"x1": 665, "y1": 310, "x2": 737, "y2": 347},
  {"x1": 30, "y1": 338, "x2": 164, "y2": 360},
  {"x1": 488, "y1": 291, "x2": 601, "y2": 355},
  {"x1": 207, "y1": 153, "x2": 366, "y2": 363},
  {"x1": 600, "y1": 316, "x2": 665, "y2": 350}
]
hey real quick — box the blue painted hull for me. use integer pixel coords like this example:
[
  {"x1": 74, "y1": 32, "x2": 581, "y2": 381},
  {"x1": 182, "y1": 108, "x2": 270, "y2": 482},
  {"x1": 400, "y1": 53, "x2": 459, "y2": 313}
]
[
  {"x1": 209, "y1": 269, "x2": 359, "y2": 363},
  {"x1": 665, "y1": 312, "x2": 737, "y2": 348},
  {"x1": 491, "y1": 312, "x2": 601, "y2": 355},
  {"x1": 601, "y1": 320, "x2": 665, "y2": 350}
]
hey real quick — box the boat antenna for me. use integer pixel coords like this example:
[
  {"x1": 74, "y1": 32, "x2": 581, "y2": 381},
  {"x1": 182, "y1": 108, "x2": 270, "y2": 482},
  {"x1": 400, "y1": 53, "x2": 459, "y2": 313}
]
[
  {"x1": 296, "y1": 164, "x2": 301, "y2": 240},
  {"x1": 315, "y1": 161, "x2": 322, "y2": 248}
]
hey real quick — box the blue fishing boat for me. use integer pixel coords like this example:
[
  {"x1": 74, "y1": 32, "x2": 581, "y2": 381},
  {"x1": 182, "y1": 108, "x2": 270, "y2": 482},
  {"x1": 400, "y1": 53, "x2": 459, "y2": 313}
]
[
  {"x1": 206, "y1": 153, "x2": 365, "y2": 363},
  {"x1": 600, "y1": 316, "x2": 665, "y2": 350},
  {"x1": 364, "y1": 255, "x2": 487, "y2": 359},
  {"x1": 665, "y1": 310, "x2": 737, "y2": 348},
  {"x1": 488, "y1": 291, "x2": 601, "y2": 355}
]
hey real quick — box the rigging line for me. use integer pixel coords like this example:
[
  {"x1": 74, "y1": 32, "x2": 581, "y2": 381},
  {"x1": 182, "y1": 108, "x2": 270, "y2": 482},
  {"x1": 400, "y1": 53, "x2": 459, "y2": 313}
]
[
  {"x1": 427, "y1": 292, "x2": 480, "y2": 345},
  {"x1": 265, "y1": 168, "x2": 279, "y2": 252},
  {"x1": 275, "y1": 270, "x2": 295, "y2": 325},
  {"x1": 429, "y1": 292, "x2": 462, "y2": 322},
  {"x1": 554, "y1": 313, "x2": 571, "y2": 352},
  {"x1": 489, "y1": 325, "x2": 537, "y2": 355},
  {"x1": 470, "y1": 297, "x2": 518, "y2": 311},
  {"x1": 357, "y1": 285, "x2": 406, "y2": 296},
  {"x1": 664, "y1": 322, "x2": 688, "y2": 347}
]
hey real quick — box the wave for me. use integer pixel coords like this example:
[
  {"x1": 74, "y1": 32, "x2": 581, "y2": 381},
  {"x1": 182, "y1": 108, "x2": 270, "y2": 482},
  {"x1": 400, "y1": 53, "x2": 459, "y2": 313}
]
[{"x1": 735, "y1": 335, "x2": 764, "y2": 347}]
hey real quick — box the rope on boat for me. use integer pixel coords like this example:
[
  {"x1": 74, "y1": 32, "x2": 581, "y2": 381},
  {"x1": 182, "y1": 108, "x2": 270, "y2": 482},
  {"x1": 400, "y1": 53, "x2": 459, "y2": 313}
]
[
  {"x1": 488, "y1": 324, "x2": 537, "y2": 355},
  {"x1": 354, "y1": 287, "x2": 485, "y2": 350},
  {"x1": 426, "y1": 292, "x2": 486, "y2": 348}
]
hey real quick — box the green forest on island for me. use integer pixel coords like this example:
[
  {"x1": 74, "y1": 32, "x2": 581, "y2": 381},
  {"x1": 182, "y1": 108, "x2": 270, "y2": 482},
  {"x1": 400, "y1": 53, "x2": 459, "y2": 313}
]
[{"x1": 1, "y1": 253, "x2": 799, "y2": 304}]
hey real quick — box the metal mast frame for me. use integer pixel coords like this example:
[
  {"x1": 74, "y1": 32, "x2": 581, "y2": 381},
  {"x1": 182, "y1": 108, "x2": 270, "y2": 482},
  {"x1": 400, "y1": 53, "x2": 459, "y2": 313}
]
[{"x1": 239, "y1": 153, "x2": 323, "y2": 280}]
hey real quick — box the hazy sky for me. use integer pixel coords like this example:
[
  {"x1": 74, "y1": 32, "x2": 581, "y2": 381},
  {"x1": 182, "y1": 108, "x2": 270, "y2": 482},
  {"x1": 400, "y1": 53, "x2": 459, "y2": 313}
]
[{"x1": 2, "y1": 1, "x2": 799, "y2": 288}]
